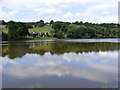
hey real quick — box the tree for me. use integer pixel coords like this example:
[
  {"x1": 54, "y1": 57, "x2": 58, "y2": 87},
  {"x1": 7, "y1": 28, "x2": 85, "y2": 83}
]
[
  {"x1": 52, "y1": 21, "x2": 69, "y2": 33},
  {"x1": 79, "y1": 21, "x2": 83, "y2": 25},
  {"x1": 36, "y1": 20, "x2": 44, "y2": 27},
  {"x1": 74, "y1": 21, "x2": 79, "y2": 25},
  {"x1": 17, "y1": 22, "x2": 29, "y2": 36},
  {"x1": 2, "y1": 32, "x2": 8, "y2": 41},
  {"x1": 0, "y1": 20, "x2": 7, "y2": 25},
  {"x1": 26, "y1": 23, "x2": 33, "y2": 29},
  {"x1": 52, "y1": 21, "x2": 63, "y2": 31},
  {"x1": 8, "y1": 21, "x2": 29, "y2": 40},
  {"x1": 84, "y1": 27, "x2": 95, "y2": 38},
  {"x1": 94, "y1": 26, "x2": 107, "y2": 38},
  {"x1": 50, "y1": 20, "x2": 54, "y2": 25},
  {"x1": 51, "y1": 21, "x2": 70, "y2": 38},
  {"x1": 46, "y1": 32, "x2": 50, "y2": 37},
  {"x1": 67, "y1": 24, "x2": 87, "y2": 38},
  {"x1": 54, "y1": 31, "x2": 65, "y2": 39},
  {"x1": 40, "y1": 32, "x2": 45, "y2": 37}
]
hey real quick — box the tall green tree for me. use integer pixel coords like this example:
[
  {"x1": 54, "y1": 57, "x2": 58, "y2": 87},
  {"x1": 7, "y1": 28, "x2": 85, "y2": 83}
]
[
  {"x1": 52, "y1": 21, "x2": 69, "y2": 33},
  {"x1": 8, "y1": 21, "x2": 29, "y2": 40},
  {"x1": 2, "y1": 32, "x2": 8, "y2": 41},
  {"x1": 36, "y1": 20, "x2": 44, "y2": 27},
  {"x1": 67, "y1": 24, "x2": 87, "y2": 38},
  {"x1": 50, "y1": 20, "x2": 54, "y2": 25},
  {"x1": 0, "y1": 20, "x2": 7, "y2": 25},
  {"x1": 53, "y1": 31, "x2": 65, "y2": 39}
]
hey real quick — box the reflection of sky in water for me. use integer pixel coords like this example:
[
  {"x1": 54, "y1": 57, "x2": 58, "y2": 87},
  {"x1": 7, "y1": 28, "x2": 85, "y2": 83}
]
[
  {"x1": 1, "y1": 51, "x2": 118, "y2": 88},
  {"x1": 0, "y1": 57, "x2": 2, "y2": 90},
  {"x1": 64, "y1": 38, "x2": 119, "y2": 43},
  {"x1": 25, "y1": 38, "x2": 119, "y2": 43}
]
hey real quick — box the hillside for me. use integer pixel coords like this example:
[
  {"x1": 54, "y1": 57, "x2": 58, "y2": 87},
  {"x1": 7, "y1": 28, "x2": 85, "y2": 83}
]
[
  {"x1": 29, "y1": 25, "x2": 53, "y2": 34},
  {"x1": 0, "y1": 25, "x2": 8, "y2": 34},
  {"x1": 1, "y1": 25, "x2": 53, "y2": 34}
]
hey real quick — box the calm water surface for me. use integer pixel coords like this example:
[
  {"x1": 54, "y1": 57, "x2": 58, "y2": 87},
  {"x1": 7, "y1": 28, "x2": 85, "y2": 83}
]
[{"x1": 1, "y1": 39, "x2": 119, "y2": 88}]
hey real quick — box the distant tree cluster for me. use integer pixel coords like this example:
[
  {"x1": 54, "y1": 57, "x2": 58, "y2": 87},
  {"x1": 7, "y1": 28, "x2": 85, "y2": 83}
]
[
  {"x1": 1, "y1": 20, "x2": 120, "y2": 40},
  {"x1": 51, "y1": 21, "x2": 119, "y2": 39}
]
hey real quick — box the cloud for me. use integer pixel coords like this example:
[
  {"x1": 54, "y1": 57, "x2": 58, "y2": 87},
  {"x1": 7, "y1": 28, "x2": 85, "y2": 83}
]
[
  {"x1": 2, "y1": 51, "x2": 118, "y2": 86},
  {"x1": 97, "y1": 17, "x2": 118, "y2": 23},
  {"x1": 63, "y1": 12, "x2": 73, "y2": 19},
  {"x1": 0, "y1": 0, "x2": 119, "y2": 23}
]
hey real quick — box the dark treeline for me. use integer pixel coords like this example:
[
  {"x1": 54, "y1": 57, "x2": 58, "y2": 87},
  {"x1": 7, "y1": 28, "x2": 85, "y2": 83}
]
[
  {"x1": 51, "y1": 21, "x2": 120, "y2": 39},
  {"x1": 0, "y1": 20, "x2": 120, "y2": 40}
]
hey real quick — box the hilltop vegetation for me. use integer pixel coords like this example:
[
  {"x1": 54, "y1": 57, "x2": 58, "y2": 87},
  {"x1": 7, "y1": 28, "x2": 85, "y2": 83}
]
[{"x1": 0, "y1": 20, "x2": 120, "y2": 41}]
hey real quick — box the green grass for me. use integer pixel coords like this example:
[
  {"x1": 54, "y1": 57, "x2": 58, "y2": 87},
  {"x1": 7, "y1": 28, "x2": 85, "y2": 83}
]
[
  {"x1": 29, "y1": 25, "x2": 53, "y2": 34},
  {"x1": 1, "y1": 25, "x2": 53, "y2": 34},
  {"x1": 0, "y1": 25, "x2": 8, "y2": 34}
]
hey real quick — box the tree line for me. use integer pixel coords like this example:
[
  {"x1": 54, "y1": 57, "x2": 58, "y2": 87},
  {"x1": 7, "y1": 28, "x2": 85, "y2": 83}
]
[
  {"x1": 1, "y1": 20, "x2": 120, "y2": 41},
  {"x1": 51, "y1": 21, "x2": 120, "y2": 39}
]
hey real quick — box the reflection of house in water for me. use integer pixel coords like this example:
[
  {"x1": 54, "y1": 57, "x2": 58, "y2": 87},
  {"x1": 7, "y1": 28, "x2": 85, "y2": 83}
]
[{"x1": 27, "y1": 31, "x2": 41, "y2": 38}]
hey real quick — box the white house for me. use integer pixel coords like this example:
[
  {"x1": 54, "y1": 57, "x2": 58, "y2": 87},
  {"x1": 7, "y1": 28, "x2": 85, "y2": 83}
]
[{"x1": 28, "y1": 31, "x2": 41, "y2": 38}]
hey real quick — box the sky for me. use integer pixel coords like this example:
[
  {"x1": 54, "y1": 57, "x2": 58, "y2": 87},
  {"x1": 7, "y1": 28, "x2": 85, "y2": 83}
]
[{"x1": 0, "y1": 0, "x2": 119, "y2": 23}]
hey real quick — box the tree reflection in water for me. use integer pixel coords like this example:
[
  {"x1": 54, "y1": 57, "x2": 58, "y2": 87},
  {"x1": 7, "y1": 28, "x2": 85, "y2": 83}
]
[
  {"x1": 2, "y1": 40, "x2": 119, "y2": 59},
  {"x1": 1, "y1": 39, "x2": 119, "y2": 88}
]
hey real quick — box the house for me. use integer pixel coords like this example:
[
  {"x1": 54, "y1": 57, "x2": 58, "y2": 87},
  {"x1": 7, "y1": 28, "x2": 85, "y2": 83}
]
[{"x1": 28, "y1": 31, "x2": 41, "y2": 38}]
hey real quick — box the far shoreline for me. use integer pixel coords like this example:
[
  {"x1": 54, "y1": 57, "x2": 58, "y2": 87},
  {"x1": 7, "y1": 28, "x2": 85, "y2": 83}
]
[{"x1": 1, "y1": 38, "x2": 119, "y2": 42}]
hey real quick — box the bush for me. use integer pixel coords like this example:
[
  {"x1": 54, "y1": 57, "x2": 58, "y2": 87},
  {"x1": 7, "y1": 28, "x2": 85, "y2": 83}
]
[{"x1": 54, "y1": 31, "x2": 65, "y2": 39}]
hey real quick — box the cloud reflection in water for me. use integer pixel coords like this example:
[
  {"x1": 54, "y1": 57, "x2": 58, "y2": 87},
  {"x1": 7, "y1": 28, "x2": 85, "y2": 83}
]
[{"x1": 2, "y1": 50, "x2": 118, "y2": 88}]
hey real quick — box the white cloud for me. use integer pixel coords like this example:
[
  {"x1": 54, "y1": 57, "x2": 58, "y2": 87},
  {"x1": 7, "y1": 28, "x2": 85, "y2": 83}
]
[
  {"x1": 98, "y1": 17, "x2": 118, "y2": 23},
  {"x1": 63, "y1": 12, "x2": 73, "y2": 19},
  {"x1": 0, "y1": 0, "x2": 119, "y2": 23}
]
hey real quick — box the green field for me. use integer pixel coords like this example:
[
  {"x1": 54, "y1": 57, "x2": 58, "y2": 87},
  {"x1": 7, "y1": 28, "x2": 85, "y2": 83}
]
[
  {"x1": 29, "y1": 25, "x2": 53, "y2": 34},
  {"x1": 0, "y1": 25, "x2": 8, "y2": 34},
  {"x1": 1, "y1": 25, "x2": 53, "y2": 34}
]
